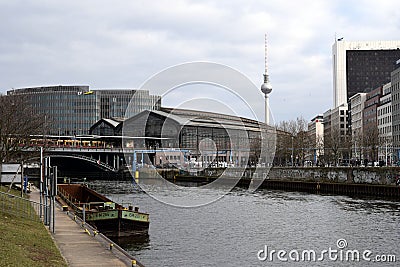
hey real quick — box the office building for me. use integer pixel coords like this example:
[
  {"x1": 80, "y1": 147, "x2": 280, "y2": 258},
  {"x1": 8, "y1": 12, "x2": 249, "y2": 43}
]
[
  {"x1": 332, "y1": 40, "x2": 400, "y2": 107},
  {"x1": 391, "y1": 60, "x2": 400, "y2": 162},
  {"x1": 323, "y1": 104, "x2": 349, "y2": 165},
  {"x1": 307, "y1": 115, "x2": 324, "y2": 164},
  {"x1": 362, "y1": 86, "x2": 382, "y2": 162},
  {"x1": 349, "y1": 92, "x2": 367, "y2": 161},
  {"x1": 7, "y1": 85, "x2": 161, "y2": 135},
  {"x1": 377, "y1": 82, "x2": 392, "y2": 164}
]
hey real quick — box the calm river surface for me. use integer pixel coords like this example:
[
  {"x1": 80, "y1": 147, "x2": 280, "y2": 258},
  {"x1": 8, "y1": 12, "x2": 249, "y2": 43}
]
[{"x1": 89, "y1": 180, "x2": 399, "y2": 266}]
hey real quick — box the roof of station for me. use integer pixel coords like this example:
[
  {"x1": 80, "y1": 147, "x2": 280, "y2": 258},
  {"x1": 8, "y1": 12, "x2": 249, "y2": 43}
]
[
  {"x1": 91, "y1": 107, "x2": 273, "y2": 135},
  {"x1": 121, "y1": 107, "x2": 269, "y2": 132}
]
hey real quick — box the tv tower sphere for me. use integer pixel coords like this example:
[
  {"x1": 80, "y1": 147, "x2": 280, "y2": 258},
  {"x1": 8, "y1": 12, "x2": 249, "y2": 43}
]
[
  {"x1": 261, "y1": 74, "x2": 272, "y2": 95},
  {"x1": 261, "y1": 34, "x2": 272, "y2": 95}
]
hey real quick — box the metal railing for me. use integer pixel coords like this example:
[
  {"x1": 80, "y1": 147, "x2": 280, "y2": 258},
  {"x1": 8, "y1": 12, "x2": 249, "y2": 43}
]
[
  {"x1": 0, "y1": 190, "x2": 48, "y2": 222},
  {"x1": 57, "y1": 186, "x2": 145, "y2": 266}
]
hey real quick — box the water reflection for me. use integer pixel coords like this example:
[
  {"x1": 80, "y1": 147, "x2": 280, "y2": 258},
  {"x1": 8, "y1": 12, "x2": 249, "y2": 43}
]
[
  {"x1": 111, "y1": 233, "x2": 151, "y2": 251},
  {"x1": 334, "y1": 197, "x2": 400, "y2": 215}
]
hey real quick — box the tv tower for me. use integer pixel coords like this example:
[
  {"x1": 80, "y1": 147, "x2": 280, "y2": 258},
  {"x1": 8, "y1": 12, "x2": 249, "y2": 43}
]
[{"x1": 260, "y1": 34, "x2": 272, "y2": 124}]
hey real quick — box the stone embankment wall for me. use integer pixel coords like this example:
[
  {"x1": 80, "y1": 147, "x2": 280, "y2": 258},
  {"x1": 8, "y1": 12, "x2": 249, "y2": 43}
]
[{"x1": 268, "y1": 167, "x2": 400, "y2": 186}]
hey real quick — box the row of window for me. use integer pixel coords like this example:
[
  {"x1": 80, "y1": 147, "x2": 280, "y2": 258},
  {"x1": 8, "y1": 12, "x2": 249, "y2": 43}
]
[
  {"x1": 378, "y1": 105, "x2": 392, "y2": 116},
  {"x1": 165, "y1": 155, "x2": 181, "y2": 161},
  {"x1": 378, "y1": 115, "x2": 392, "y2": 125},
  {"x1": 378, "y1": 126, "x2": 392, "y2": 135}
]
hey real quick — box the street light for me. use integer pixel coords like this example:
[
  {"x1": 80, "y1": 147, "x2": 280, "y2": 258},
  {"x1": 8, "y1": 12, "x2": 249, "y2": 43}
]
[{"x1": 291, "y1": 135, "x2": 294, "y2": 167}]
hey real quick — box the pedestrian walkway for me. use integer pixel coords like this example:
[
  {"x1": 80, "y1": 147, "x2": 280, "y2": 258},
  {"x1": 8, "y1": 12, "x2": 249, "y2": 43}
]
[{"x1": 29, "y1": 186, "x2": 137, "y2": 267}]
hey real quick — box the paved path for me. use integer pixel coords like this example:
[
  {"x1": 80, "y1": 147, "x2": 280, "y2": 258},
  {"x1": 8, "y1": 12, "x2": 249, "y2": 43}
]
[{"x1": 29, "y1": 187, "x2": 135, "y2": 267}]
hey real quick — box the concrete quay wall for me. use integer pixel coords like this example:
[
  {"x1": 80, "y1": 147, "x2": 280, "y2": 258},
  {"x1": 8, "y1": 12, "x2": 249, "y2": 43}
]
[{"x1": 268, "y1": 167, "x2": 400, "y2": 186}]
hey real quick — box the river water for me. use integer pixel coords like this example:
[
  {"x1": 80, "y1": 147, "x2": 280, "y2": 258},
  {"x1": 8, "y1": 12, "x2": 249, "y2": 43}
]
[{"x1": 89, "y1": 180, "x2": 399, "y2": 266}]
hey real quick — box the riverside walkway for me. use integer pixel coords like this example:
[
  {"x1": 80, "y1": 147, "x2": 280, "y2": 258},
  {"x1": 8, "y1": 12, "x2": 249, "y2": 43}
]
[{"x1": 29, "y1": 187, "x2": 140, "y2": 267}]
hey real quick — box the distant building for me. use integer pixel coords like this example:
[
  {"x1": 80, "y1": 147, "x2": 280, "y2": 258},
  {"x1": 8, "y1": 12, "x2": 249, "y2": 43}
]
[
  {"x1": 349, "y1": 92, "x2": 367, "y2": 161},
  {"x1": 391, "y1": 60, "x2": 400, "y2": 163},
  {"x1": 362, "y1": 86, "x2": 382, "y2": 162},
  {"x1": 332, "y1": 104, "x2": 349, "y2": 137},
  {"x1": 332, "y1": 39, "x2": 400, "y2": 107},
  {"x1": 377, "y1": 82, "x2": 392, "y2": 165},
  {"x1": 323, "y1": 104, "x2": 350, "y2": 165},
  {"x1": 6, "y1": 85, "x2": 161, "y2": 135},
  {"x1": 307, "y1": 115, "x2": 324, "y2": 165},
  {"x1": 323, "y1": 109, "x2": 332, "y2": 144}
]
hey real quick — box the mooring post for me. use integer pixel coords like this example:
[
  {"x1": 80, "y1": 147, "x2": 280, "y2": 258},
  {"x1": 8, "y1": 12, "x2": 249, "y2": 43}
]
[{"x1": 83, "y1": 203, "x2": 86, "y2": 225}]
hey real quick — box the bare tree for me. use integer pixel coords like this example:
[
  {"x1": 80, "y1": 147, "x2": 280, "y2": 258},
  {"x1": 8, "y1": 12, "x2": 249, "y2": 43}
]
[
  {"x1": 274, "y1": 129, "x2": 291, "y2": 166},
  {"x1": 0, "y1": 94, "x2": 44, "y2": 163},
  {"x1": 324, "y1": 128, "x2": 341, "y2": 166},
  {"x1": 315, "y1": 134, "x2": 324, "y2": 165},
  {"x1": 363, "y1": 125, "x2": 379, "y2": 164},
  {"x1": 275, "y1": 117, "x2": 309, "y2": 166},
  {"x1": 352, "y1": 131, "x2": 363, "y2": 165}
]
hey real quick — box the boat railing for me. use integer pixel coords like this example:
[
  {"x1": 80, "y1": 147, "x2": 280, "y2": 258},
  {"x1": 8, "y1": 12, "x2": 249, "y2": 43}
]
[
  {"x1": 57, "y1": 188, "x2": 119, "y2": 213},
  {"x1": 57, "y1": 186, "x2": 148, "y2": 219}
]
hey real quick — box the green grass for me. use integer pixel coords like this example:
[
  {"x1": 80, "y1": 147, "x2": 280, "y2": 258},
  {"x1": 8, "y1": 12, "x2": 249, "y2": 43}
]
[{"x1": 0, "y1": 186, "x2": 67, "y2": 267}]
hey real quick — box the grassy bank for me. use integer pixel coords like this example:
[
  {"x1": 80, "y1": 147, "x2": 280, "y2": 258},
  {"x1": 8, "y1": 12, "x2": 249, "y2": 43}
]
[{"x1": 0, "y1": 186, "x2": 67, "y2": 267}]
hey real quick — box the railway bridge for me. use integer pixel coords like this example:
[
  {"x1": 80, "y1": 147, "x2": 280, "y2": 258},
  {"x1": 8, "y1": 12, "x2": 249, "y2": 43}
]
[{"x1": 24, "y1": 145, "x2": 136, "y2": 179}]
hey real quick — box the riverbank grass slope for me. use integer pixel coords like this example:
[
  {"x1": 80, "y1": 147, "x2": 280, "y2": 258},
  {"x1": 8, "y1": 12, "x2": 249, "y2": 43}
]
[{"x1": 0, "y1": 186, "x2": 67, "y2": 267}]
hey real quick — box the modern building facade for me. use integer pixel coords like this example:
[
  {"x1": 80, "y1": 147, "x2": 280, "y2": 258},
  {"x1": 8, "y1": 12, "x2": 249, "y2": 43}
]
[
  {"x1": 323, "y1": 104, "x2": 349, "y2": 165},
  {"x1": 362, "y1": 86, "x2": 382, "y2": 162},
  {"x1": 307, "y1": 115, "x2": 324, "y2": 164},
  {"x1": 377, "y1": 82, "x2": 392, "y2": 164},
  {"x1": 6, "y1": 85, "x2": 161, "y2": 135},
  {"x1": 323, "y1": 109, "x2": 332, "y2": 142},
  {"x1": 332, "y1": 39, "x2": 400, "y2": 107},
  {"x1": 349, "y1": 92, "x2": 367, "y2": 161},
  {"x1": 391, "y1": 60, "x2": 400, "y2": 163}
]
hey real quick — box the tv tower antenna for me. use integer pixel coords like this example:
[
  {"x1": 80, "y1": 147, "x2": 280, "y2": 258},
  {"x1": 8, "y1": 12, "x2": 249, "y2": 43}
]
[{"x1": 260, "y1": 34, "x2": 272, "y2": 124}]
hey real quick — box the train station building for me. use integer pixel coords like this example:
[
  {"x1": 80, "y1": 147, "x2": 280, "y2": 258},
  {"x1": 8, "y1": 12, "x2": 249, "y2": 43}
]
[{"x1": 90, "y1": 107, "x2": 276, "y2": 168}]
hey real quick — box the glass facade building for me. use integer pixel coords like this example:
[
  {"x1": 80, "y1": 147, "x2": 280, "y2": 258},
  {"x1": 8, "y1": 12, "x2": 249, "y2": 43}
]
[
  {"x1": 6, "y1": 85, "x2": 161, "y2": 135},
  {"x1": 332, "y1": 40, "x2": 400, "y2": 107},
  {"x1": 346, "y1": 50, "x2": 400, "y2": 99}
]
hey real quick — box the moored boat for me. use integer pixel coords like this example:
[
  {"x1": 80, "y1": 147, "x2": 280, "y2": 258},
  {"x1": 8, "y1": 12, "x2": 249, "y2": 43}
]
[{"x1": 57, "y1": 183, "x2": 149, "y2": 238}]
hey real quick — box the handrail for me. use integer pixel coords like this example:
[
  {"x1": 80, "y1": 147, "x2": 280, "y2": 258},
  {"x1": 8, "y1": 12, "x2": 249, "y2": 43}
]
[
  {"x1": 64, "y1": 209, "x2": 145, "y2": 267},
  {"x1": 0, "y1": 190, "x2": 47, "y2": 222},
  {"x1": 56, "y1": 187, "x2": 145, "y2": 266}
]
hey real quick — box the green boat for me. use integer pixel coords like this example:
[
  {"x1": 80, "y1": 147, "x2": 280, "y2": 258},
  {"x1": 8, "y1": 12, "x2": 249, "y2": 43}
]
[{"x1": 57, "y1": 184, "x2": 149, "y2": 237}]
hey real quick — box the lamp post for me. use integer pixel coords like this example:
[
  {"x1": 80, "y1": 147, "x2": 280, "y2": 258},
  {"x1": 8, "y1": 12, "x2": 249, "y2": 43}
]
[
  {"x1": 291, "y1": 135, "x2": 294, "y2": 167},
  {"x1": 385, "y1": 138, "x2": 388, "y2": 166}
]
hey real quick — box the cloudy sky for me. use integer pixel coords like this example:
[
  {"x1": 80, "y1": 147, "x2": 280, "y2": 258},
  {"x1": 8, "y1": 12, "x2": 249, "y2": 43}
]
[{"x1": 1, "y1": 0, "x2": 399, "y2": 123}]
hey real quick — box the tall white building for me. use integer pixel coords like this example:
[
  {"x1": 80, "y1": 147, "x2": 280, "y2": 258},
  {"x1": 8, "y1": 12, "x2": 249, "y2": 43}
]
[
  {"x1": 377, "y1": 82, "x2": 392, "y2": 164},
  {"x1": 332, "y1": 40, "x2": 400, "y2": 107}
]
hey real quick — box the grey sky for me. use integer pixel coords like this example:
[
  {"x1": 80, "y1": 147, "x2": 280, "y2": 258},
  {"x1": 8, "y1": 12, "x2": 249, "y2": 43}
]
[{"x1": 1, "y1": 0, "x2": 399, "y2": 123}]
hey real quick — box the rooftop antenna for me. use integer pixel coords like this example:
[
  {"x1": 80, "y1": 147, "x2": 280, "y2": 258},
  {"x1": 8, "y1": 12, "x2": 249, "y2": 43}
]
[{"x1": 264, "y1": 34, "x2": 268, "y2": 76}]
